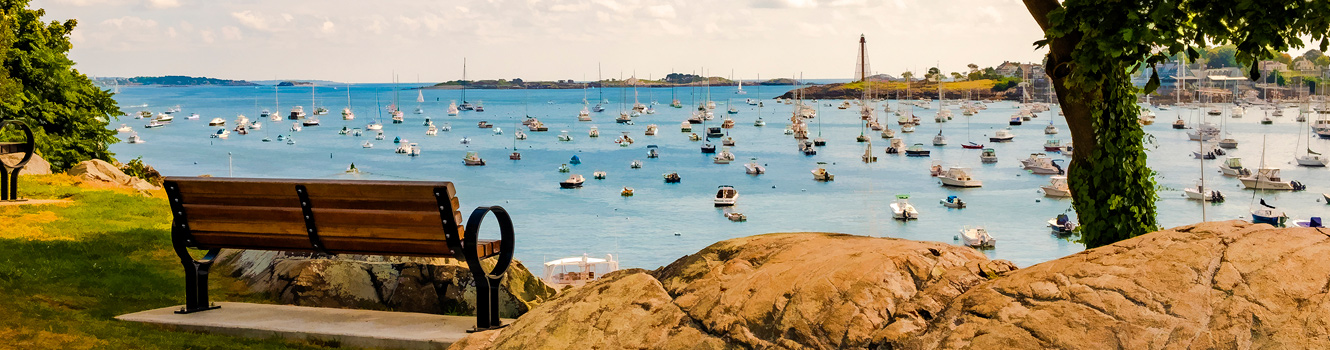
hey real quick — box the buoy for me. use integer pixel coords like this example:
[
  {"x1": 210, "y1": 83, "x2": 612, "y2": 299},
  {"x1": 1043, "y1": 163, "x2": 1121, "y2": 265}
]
[{"x1": 1035, "y1": 199, "x2": 1041, "y2": 203}]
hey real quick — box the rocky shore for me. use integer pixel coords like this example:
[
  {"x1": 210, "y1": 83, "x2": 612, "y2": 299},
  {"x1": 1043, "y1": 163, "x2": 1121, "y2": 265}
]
[
  {"x1": 450, "y1": 221, "x2": 1330, "y2": 349},
  {"x1": 778, "y1": 80, "x2": 1023, "y2": 101}
]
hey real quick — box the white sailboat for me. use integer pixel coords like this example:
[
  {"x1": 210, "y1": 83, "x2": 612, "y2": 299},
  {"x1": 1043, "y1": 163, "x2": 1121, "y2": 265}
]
[{"x1": 342, "y1": 83, "x2": 355, "y2": 120}]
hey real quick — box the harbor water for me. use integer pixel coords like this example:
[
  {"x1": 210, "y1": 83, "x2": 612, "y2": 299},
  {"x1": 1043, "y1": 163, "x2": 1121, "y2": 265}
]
[{"x1": 107, "y1": 84, "x2": 1330, "y2": 274}]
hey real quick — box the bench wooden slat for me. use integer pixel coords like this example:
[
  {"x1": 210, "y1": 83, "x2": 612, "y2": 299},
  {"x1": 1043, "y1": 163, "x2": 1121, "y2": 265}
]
[
  {"x1": 182, "y1": 204, "x2": 463, "y2": 241},
  {"x1": 190, "y1": 231, "x2": 501, "y2": 257},
  {"x1": 173, "y1": 178, "x2": 455, "y2": 201},
  {"x1": 176, "y1": 194, "x2": 455, "y2": 213}
]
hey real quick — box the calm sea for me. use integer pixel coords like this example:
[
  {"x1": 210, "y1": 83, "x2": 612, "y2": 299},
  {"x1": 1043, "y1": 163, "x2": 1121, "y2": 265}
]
[{"x1": 107, "y1": 83, "x2": 1329, "y2": 274}]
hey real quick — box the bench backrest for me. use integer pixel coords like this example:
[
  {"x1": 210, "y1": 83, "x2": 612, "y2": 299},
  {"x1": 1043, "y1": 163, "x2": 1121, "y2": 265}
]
[{"x1": 163, "y1": 177, "x2": 467, "y2": 257}]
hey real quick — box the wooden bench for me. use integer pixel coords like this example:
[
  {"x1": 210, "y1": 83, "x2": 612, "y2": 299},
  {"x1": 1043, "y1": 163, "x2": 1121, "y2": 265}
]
[
  {"x1": 0, "y1": 119, "x2": 36, "y2": 201},
  {"x1": 163, "y1": 177, "x2": 515, "y2": 331}
]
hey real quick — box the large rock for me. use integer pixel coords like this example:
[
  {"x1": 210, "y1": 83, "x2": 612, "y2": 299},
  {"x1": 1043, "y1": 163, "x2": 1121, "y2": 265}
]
[
  {"x1": 449, "y1": 269, "x2": 729, "y2": 350},
  {"x1": 67, "y1": 159, "x2": 156, "y2": 191},
  {"x1": 0, "y1": 151, "x2": 51, "y2": 175},
  {"x1": 216, "y1": 250, "x2": 557, "y2": 318},
  {"x1": 448, "y1": 232, "x2": 1014, "y2": 349},
  {"x1": 899, "y1": 220, "x2": 1330, "y2": 349}
]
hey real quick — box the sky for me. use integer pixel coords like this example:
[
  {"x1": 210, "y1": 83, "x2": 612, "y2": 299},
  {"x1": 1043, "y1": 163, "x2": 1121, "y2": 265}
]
[{"x1": 33, "y1": 0, "x2": 1049, "y2": 83}]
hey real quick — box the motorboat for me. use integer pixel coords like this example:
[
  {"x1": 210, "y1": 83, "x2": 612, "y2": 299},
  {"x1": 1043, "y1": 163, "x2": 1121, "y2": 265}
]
[
  {"x1": 1187, "y1": 122, "x2": 1220, "y2": 140},
  {"x1": 645, "y1": 124, "x2": 658, "y2": 136},
  {"x1": 515, "y1": 130, "x2": 527, "y2": 140},
  {"x1": 616, "y1": 133, "x2": 634, "y2": 145},
  {"x1": 366, "y1": 122, "x2": 383, "y2": 131},
  {"x1": 115, "y1": 124, "x2": 133, "y2": 133},
  {"x1": 980, "y1": 148, "x2": 998, "y2": 163},
  {"x1": 744, "y1": 158, "x2": 765, "y2": 175},
  {"x1": 302, "y1": 118, "x2": 320, "y2": 127},
  {"x1": 988, "y1": 128, "x2": 1015, "y2": 142},
  {"x1": 1219, "y1": 157, "x2": 1251, "y2": 177},
  {"x1": 558, "y1": 164, "x2": 570, "y2": 173},
  {"x1": 233, "y1": 115, "x2": 248, "y2": 126},
  {"x1": 407, "y1": 143, "x2": 421, "y2": 157},
  {"x1": 1239, "y1": 168, "x2": 1305, "y2": 190},
  {"x1": 681, "y1": 122, "x2": 693, "y2": 132},
  {"x1": 932, "y1": 130, "x2": 947, "y2": 146},
  {"x1": 1218, "y1": 136, "x2": 1238, "y2": 149},
  {"x1": 477, "y1": 121, "x2": 493, "y2": 128},
  {"x1": 1192, "y1": 143, "x2": 1226, "y2": 159},
  {"x1": 460, "y1": 137, "x2": 471, "y2": 144},
  {"x1": 127, "y1": 133, "x2": 144, "y2": 144},
  {"x1": 208, "y1": 118, "x2": 226, "y2": 126},
  {"x1": 375, "y1": 131, "x2": 385, "y2": 140},
  {"x1": 509, "y1": 152, "x2": 522, "y2": 160},
  {"x1": 621, "y1": 187, "x2": 634, "y2": 196},
  {"x1": 939, "y1": 167, "x2": 982, "y2": 187},
  {"x1": 1024, "y1": 157, "x2": 1064, "y2": 175},
  {"x1": 647, "y1": 145, "x2": 660, "y2": 158},
  {"x1": 630, "y1": 160, "x2": 643, "y2": 169},
  {"x1": 559, "y1": 174, "x2": 585, "y2": 189},
  {"x1": 569, "y1": 155, "x2": 581, "y2": 165},
  {"x1": 706, "y1": 127, "x2": 724, "y2": 139},
  {"x1": 362, "y1": 141, "x2": 373, "y2": 148},
  {"x1": 1172, "y1": 118, "x2": 1186, "y2": 129},
  {"x1": 342, "y1": 108, "x2": 355, "y2": 120},
  {"x1": 722, "y1": 137, "x2": 736, "y2": 147},
  {"x1": 713, "y1": 185, "x2": 738, "y2": 207},
  {"x1": 754, "y1": 117, "x2": 766, "y2": 127},
  {"x1": 885, "y1": 138, "x2": 905, "y2": 154},
  {"x1": 1009, "y1": 116, "x2": 1023, "y2": 125},
  {"x1": 1251, "y1": 199, "x2": 1288, "y2": 227},
  {"x1": 395, "y1": 141, "x2": 412, "y2": 154},
  {"x1": 288, "y1": 106, "x2": 305, "y2": 120},
  {"x1": 144, "y1": 120, "x2": 168, "y2": 128},
  {"x1": 493, "y1": 127, "x2": 503, "y2": 135},
  {"x1": 663, "y1": 172, "x2": 681, "y2": 183},
  {"x1": 812, "y1": 163, "x2": 834, "y2": 181},
  {"x1": 689, "y1": 133, "x2": 701, "y2": 141},
  {"x1": 426, "y1": 125, "x2": 438, "y2": 136},
  {"x1": 1183, "y1": 181, "x2": 1225, "y2": 202},
  {"x1": 1294, "y1": 217, "x2": 1324, "y2": 228},
  {"x1": 890, "y1": 195, "x2": 919, "y2": 220},
  {"x1": 1044, "y1": 139, "x2": 1062, "y2": 152},
  {"x1": 940, "y1": 196, "x2": 966, "y2": 209},
  {"x1": 463, "y1": 152, "x2": 486, "y2": 166},
  {"x1": 210, "y1": 128, "x2": 229, "y2": 139},
  {"x1": 881, "y1": 128, "x2": 896, "y2": 139},
  {"x1": 713, "y1": 148, "x2": 735, "y2": 164},
  {"x1": 1041, "y1": 176, "x2": 1072, "y2": 197},
  {"x1": 701, "y1": 143, "x2": 716, "y2": 153},
  {"x1": 905, "y1": 143, "x2": 931, "y2": 157},
  {"x1": 593, "y1": 171, "x2": 607, "y2": 179},
  {"x1": 1044, "y1": 123, "x2": 1059, "y2": 134},
  {"x1": 233, "y1": 125, "x2": 248, "y2": 135},
  {"x1": 558, "y1": 131, "x2": 573, "y2": 142},
  {"x1": 721, "y1": 118, "x2": 735, "y2": 129},
  {"x1": 1048, "y1": 214, "x2": 1078, "y2": 235},
  {"x1": 959, "y1": 226, "x2": 995, "y2": 248},
  {"x1": 800, "y1": 141, "x2": 817, "y2": 156}
]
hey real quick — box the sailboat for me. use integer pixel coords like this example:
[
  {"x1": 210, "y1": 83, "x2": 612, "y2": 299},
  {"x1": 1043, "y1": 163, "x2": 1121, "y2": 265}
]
[
  {"x1": 390, "y1": 76, "x2": 404, "y2": 124},
  {"x1": 459, "y1": 58, "x2": 474, "y2": 111},
  {"x1": 342, "y1": 83, "x2": 355, "y2": 120},
  {"x1": 414, "y1": 88, "x2": 425, "y2": 114},
  {"x1": 1296, "y1": 111, "x2": 1328, "y2": 167},
  {"x1": 594, "y1": 63, "x2": 607, "y2": 112},
  {"x1": 271, "y1": 84, "x2": 283, "y2": 121},
  {"x1": 734, "y1": 71, "x2": 746, "y2": 95},
  {"x1": 311, "y1": 86, "x2": 329, "y2": 115}
]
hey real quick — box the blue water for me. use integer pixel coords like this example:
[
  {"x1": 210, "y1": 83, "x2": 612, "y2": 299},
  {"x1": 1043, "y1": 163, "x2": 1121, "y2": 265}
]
[{"x1": 107, "y1": 84, "x2": 1330, "y2": 274}]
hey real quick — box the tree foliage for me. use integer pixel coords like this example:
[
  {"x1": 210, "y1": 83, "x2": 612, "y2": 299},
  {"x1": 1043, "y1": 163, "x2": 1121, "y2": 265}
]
[
  {"x1": 1, "y1": 0, "x2": 121, "y2": 171},
  {"x1": 1027, "y1": 0, "x2": 1330, "y2": 248}
]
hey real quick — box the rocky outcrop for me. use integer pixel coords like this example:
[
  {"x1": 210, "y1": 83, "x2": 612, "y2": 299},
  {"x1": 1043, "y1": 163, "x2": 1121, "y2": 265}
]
[
  {"x1": 0, "y1": 152, "x2": 51, "y2": 175},
  {"x1": 66, "y1": 159, "x2": 156, "y2": 191},
  {"x1": 449, "y1": 269, "x2": 730, "y2": 350},
  {"x1": 448, "y1": 222, "x2": 1330, "y2": 350},
  {"x1": 898, "y1": 221, "x2": 1330, "y2": 349},
  {"x1": 449, "y1": 232, "x2": 1014, "y2": 349},
  {"x1": 216, "y1": 250, "x2": 556, "y2": 318}
]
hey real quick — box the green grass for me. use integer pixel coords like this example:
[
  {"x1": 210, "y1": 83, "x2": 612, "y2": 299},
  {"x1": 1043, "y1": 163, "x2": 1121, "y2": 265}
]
[{"x1": 0, "y1": 175, "x2": 332, "y2": 349}]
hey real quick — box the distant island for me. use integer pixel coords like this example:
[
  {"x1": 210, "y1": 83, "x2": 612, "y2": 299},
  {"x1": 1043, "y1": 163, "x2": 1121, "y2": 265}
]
[
  {"x1": 778, "y1": 79, "x2": 1024, "y2": 100},
  {"x1": 275, "y1": 81, "x2": 314, "y2": 87},
  {"x1": 422, "y1": 73, "x2": 797, "y2": 90},
  {"x1": 96, "y1": 75, "x2": 258, "y2": 87}
]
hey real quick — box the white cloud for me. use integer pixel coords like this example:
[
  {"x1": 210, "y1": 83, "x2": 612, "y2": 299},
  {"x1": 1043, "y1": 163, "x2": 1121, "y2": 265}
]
[
  {"x1": 221, "y1": 26, "x2": 242, "y2": 40},
  {"x1": 646, "y1": 4, "x2": 676, "y2": 19},
  {"x1": 281, "y1": 13, "x2": 293, "y2": 22},
  {"x1": 320, "y1": 19, "x2": 335, "y2": 34},
  {"x1": 230, "y1": 10, "x2": 271, "y2": 31},
  {"x1": 199, "y1": 29, "x2": 214, "y2": 43},
  {"x1": 101, "y1": 16, "x2": 158, "y2": 29},
  {"x1": 146, "y1": 0, "x2": 180, "y2": 9},
  {"x1": 166, "y1": 27, "x2": 178, "y2": 38}
]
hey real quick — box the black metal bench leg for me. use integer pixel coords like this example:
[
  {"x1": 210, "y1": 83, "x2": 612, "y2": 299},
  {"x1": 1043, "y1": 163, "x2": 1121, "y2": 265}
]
[
  {"x1": 9, "y1": 167, "x2": 20, "y2": 200},
  {"x1": 471, "y1": 276, "x2": 492, "y2": 331},
  {"x1": 1, "y1": 167, "x2": 10, "y2": 201},
  {"x1": 487, "y1": 274, "x2": 504, "y2": 328},
  {"x1": 174, "y1": 247, "x2": 221, "y2": 314}
]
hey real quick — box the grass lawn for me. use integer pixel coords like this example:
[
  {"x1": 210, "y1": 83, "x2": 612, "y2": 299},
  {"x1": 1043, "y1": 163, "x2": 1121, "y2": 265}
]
[{"x1": 0, "y1": 175, "x2": 333, "y2": 349}]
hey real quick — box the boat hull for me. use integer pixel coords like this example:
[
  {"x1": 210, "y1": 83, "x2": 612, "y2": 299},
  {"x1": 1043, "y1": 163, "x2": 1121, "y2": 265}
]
[
  {"x1": 940, "y1": 178, "x2": 982, "y2": 188},
  {"x1": 1041, "y1": 186, "x2": 1072, "y2": 198},
  {"x1": 1239, "y1": 178, "x2": 1297, "y2": 190}
]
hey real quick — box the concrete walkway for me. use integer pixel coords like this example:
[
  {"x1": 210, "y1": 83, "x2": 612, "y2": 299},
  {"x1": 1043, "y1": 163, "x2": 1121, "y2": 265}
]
[{"x1": 117, "y1": 302, "x2": 505, "y2": 349}]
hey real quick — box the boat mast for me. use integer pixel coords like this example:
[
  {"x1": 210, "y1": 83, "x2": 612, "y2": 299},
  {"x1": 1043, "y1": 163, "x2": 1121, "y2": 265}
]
[{"x1": 462, "y1": 58, "x2": 467, "y2": 104}]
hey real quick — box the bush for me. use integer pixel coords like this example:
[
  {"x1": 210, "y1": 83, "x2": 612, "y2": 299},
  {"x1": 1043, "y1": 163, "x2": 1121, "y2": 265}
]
[
  {"x1": 119, "y1": 157, "x2": 162, "y2": 186},
  {"x1": 991, "y1": 77, "x2": 1023, "y2": 92}
]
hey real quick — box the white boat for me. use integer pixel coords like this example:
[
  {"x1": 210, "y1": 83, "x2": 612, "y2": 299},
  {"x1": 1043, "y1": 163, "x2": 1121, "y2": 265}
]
[
  {"x1": 630, "y1": 160, "x2": 643, "y2": 169},
  {"x1": 939, "y1": 167, "x2": 982, "y2": 187},
  {"x1": 493, "y1": 127, "x2": 503, "y2": 135},
  {"x1": 1021, "y1": 154, "x2": 1063, "y2": 175},
  {"x1": 115, "y1": 124, "x2": 132, "y2": 133},
  {"x1": 959, "y1": 226, "x2": 995, "y2": 248},
  {"x1": 559, "y1": 174, "x2": 585, "y2": 189},
  {"x1": 1239, "y1": 168, "x2": 1305, "y2": 191},
  {"x1": 890, "y1": 195, "x2": 919, "y2": 220},
  {"x1": 812, "y1": 163, "x2": 834, "y2": 181},
  {"x1": 395, "y1": 141, "x2": 412, "y2": 154},
  {"x1": 541, "y1": 254, "x2": 620, "y2": 288},
  {"x1": 932, "y1": 130, "x2": 947, "y2": 146},
  {"x1": 155, "y1": 113, "x2": 173, "y2": 122},
  {"x1": 366, "y1": 122, "x2": 383, "y2": 131},
  {"x1": 1047, "y1": 214, "x2": 1078, "y2": 235},
  {"x1": 407, "y1": 143, "x2": 421, "y2": 157},
  {"x1": 515, "y1": 130, "x2": 527, "y2": 140},
  {"x1": 248, "y1": 121, "x2": 262, "y2": 130},
  {"x1": 988, "y1": 127, "x2": 1014, "y2": 142},
  {"x1": 557, "y1": 131, "x2": 573, "y2": 142},
  {"x1": 290, "y1": 123, "x2": 302, "y2": 132},
  {"x1": 940, "y1": 196, "x2": 966, "y2": 209},
  {"x1": 588, "y1": 126, "x2": 600, "y2": 138},
  {"x1": 744, "y1": 158, "x2": 765, "y2": 174},
  {"x1": 1044, "y1": 123, "x2": 1059, "y2": 134},
  {"x1": 362, "y1": 141, "x2": 373, "y2": 148},
  {"x1": 426, "y1": 125, "x2": 438, "y2": 136},
  {"x1": 463, "y1": 151, "x2": 486, "y2": 166},
  {"x1": 208, "y1": 118, "x2": 226, "y2": 126},
  {"x1": 234, "y1": 115, "x2": 249, "y2": 126},
  {"x1": 1183, "y1": 182, "x2": 1225, "y2": 202},
  {"x1": 210, "y1": 128, "x2": 229, "y2": 139},
  {"x1": 127, "y1": 133, "x2": 144, "y2": 144},
  {"x1": 713, "y1": 185, "x2": 738, "y2": 207},
  {"x1": 447, "y1": 101, "x2": 459, "y2": 116},
  {"x1": 342, "y1": 108, "x2": 355, "y2": 120},
  {"x1": 440, "y1": 123, "x2": 452, "y2": 132},
  {"x1": 1041, "y1": 176, "x2": 1072, "y2": 197},
  {"x1": 980, "y1": 148, "x2": 998, "y2": 163},
  {"x1": 713, "y1": 148, "x2": 735, "y2": 164},
  {"x1": 1219, "y1": 157, "x2": 1251, "y2": 177},
  {"x1": 1186, "y1": 122, "x2": 1220, "y2": 141},
  {"x1": 288, "y1": 106, "x2": 305, "y2": 120},
  {"x1": 144, "y1": 120, "x2": 168, "y2": 128},
  {"x1": 460, "y1": 137, "x2": 471, "y2": 144}
]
